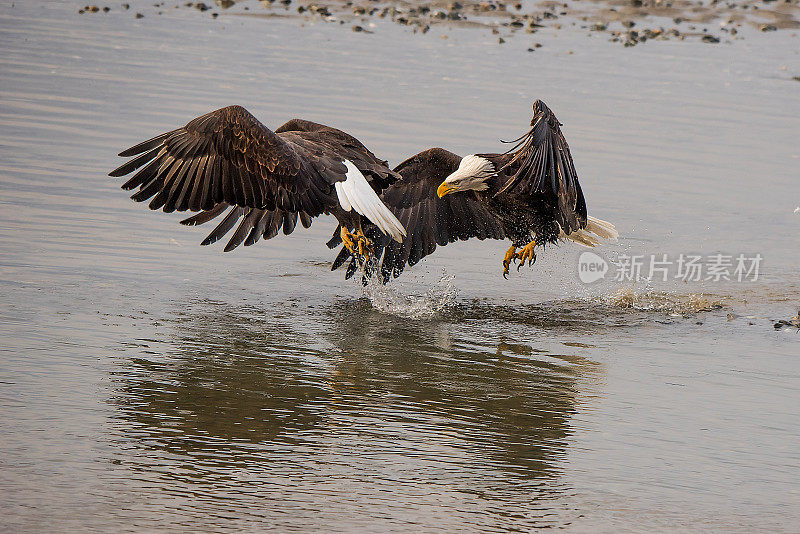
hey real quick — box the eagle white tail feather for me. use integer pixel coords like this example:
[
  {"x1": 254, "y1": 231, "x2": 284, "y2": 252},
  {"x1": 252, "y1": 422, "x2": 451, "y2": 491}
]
[
  {"x1": 559, "y1": 216, "x2": 618, "y2": 247},
  {"x1": 335, "y1": 160, "x2": 407, "y2": 243}
]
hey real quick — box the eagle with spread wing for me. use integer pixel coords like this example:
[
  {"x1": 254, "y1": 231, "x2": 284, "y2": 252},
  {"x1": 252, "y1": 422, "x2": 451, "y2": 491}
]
[
  {"x1": 111, "y1": 101, "x2": 615, "y2": 283},
  {"x1": 110, "y1": 105, "x2": 405, "y2": 259},
  {"x1": 329, "y1": 100, "x2": 617, "y2": 282}
]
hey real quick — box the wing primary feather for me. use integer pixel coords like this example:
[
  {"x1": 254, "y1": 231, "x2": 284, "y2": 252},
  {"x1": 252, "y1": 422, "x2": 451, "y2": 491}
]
[
  {"x1": 118, "y1": 132, "x2": 171, "y2": 157},
  {"x1": 239, "y1": 164, "x2": 256, "y2": 208},
  {"x1": 282, "y1": 211, "x2": 297, "y2": 235},
  {"x1": 130, "y1": 176, "x2": 163, "y2": 203},
  {"x1": 180, "y1": 203, "x2": 229, "y2": 226},
  {"x1": 147, "y1": 156, "x2": 184, "y2": 208},
  {"x1": 344, "y1": 256, "x2": 358, "y2": 279},
  {"x1": 200, "y1": 206, "x2": 244, "y2": 246},
  {"x1": 109, "y1": 146, "x2": 162, "y2": 177},
  {"x1": 188, "y1": 154, "x2": 211, "y2": 212},
  {"x1": 224, "y1": 208, "x2": 257, "y2": 252},
  {"x1": 331, "y1": 246, "x2": 351, "y2": 271},
  {"x1": 175, "y1": 156, "x2": 202, "y2": 212},
  {"x1": 262, "y1": 211, "x2": 280, "y2": 240},
  {"x1": 162, "y1": 158, "x2": 192, "y2": 213},
  {"x1": 326, "y1": 225, "x2": 343, "y2": 249},
  {"x1": 220, "y1": 160, "x2": 233, "y2": 205},
  {"x1": 228, "y1": 163, "x2": 245, "y2": 207},
  {"x1": 245, "y1": 209, "x2": 270, "y2": 246},
  {"x1": 121, "y1": 152, "x2": 164, "y2": 190}
]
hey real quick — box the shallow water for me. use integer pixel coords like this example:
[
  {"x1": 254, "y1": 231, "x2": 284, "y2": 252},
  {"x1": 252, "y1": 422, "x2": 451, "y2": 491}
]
[{"x1": 1, "y1": 2, "x2": 799, "y2": 532}]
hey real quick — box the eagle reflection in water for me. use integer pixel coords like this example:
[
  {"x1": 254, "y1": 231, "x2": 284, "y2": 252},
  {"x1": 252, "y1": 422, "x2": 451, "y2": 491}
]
[{"x1": 109, "y1": 300, "x2": 602, "y2": 528}]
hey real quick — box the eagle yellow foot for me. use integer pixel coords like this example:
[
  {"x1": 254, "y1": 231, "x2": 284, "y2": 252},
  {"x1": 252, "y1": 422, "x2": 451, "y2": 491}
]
[
  {"x1": 502, "y1": 240, "x2": 538, "y2": 279},
  {"x1": 502, "y1": 246, "x2": 517, "y2": 279},
  {"x1": 515, "y1": 239, "x2": 537, "y2": 271},
  {"x1": 341, "y1": 226, "x2": 373, "y2": 263}
]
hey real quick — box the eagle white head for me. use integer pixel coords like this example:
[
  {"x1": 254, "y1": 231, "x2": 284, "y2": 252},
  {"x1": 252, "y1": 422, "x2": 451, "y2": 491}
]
[{"x1": 437, "y1": 155, "x2": 496, "y2": 198}]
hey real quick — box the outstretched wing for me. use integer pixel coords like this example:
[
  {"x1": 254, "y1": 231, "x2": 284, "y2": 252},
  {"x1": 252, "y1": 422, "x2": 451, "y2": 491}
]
[
  {"x1": 109, "y1": 105, "x2": 344, "y2": 216},
  {"x1": 493, "y1": 100, "x2": 587, "y2": 234},
  {"x1": 332, "y1": 148, "x2": 506, "y2": 282}
]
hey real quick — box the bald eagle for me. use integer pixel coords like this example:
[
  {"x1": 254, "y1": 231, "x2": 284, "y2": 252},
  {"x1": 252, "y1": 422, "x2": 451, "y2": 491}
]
[
  {"x1": 329, "y1": 100, "x2": 618, "y2": 282},
  {"x1": 110, "y1": 105, "x2": 406, "y2": 259},
  {"x1": 111, "y1": 101, "x2": 615, "y2": 283}
]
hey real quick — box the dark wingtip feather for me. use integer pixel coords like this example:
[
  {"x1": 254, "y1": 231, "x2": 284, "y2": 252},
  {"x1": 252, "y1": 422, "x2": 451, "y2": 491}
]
[
  {"x1": 118, "y1": 132, "x2": 171, "y2": 157},
  {"x1": 197, "y1": 206, "x2": 244, "y2": 247},
  {"x1": 326, "y1": 225, "x2": 343, "y2": 249},
  {"x1": 180, "y1": 214, "x2": 203, "y2": 226},
  {"x1": 109, "y1": 166, "x2": 127, "y2": 178},
  {"x1": 109, "y1": 147, "x2": 161, "y2": 178},
  {"x1": 344, "y1": 257, "x2": 358, "y2": 280},
  {"x1": 331, "y1": 246, "x2": 351, "y2": 271},
  {"x1": 222, "y1": 213, "x2": 255, "y2": 252},
  {"x1": 129, "y1": 178, "x2": 162, "y2": 203},
  {"x1": 180, "y1": 204, "x2": 228, "y2": 226}
]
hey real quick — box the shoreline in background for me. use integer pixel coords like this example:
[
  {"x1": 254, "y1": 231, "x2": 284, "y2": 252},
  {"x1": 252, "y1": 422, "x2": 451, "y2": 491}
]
[{"x1": 74, "y1": 0, "x2": 800, "y2": 48}]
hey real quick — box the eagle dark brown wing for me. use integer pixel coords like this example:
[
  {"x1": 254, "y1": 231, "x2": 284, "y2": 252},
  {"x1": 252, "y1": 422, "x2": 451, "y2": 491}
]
[
  {"x1": 165, "y1": 119, "x2": 402, "y2": 252},
  {"x1": 493, "y1": 100, "x2": 587, "y2": 234},
  {"x1": 109, "y1": 105, "x2": 345, "y2": 216},
  {"x1": 331, "y1": 147, "x2": 506, "y2": 282}
]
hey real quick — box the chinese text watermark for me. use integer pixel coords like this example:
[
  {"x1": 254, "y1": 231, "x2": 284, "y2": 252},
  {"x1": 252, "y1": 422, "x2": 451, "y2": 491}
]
[{"x1": 578, "y1": 252, "x2": 762, "y2": 284}]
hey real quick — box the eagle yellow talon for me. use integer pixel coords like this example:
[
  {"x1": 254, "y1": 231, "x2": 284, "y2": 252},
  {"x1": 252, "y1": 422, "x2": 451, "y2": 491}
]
[
  {"x1": 357, "y1": 236, "x2": 372, "y2": 258},
  {"x1": 502, "y1": 241, "x2": 537, "y2": 277},
  {"x1": 502, "y1": 245, "x2": 517, "y2": 279},
  {"x1": 341, "y1": 226, "x2": 373, "y2": 264},
  {"x1": 515, "y1": 240, "x2": 537, "y2": 271},
  {"x1": 341, "y1": 226, "x2": 357, "y2": 255}
]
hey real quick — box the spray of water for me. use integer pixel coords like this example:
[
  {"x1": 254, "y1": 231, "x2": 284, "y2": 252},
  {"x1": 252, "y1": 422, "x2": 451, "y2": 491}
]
[
  {"x1": 361, "y1": 270, "x2": 459, "y2": 319},
  {"x1": 595, "y1": 280, "x2": 725, "y2": 315}
]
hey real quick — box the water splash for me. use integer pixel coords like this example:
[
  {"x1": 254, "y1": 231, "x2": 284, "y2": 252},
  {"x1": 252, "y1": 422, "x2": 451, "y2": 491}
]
[
  {"x1": 362, "y1": 270, "x2": 459, "y2": 319},
  {"x1": 598, "y1": 282, "x2": 725, "y2": 315}
]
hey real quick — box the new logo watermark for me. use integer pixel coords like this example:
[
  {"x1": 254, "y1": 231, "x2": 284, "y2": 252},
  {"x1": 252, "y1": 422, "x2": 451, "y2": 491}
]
[
  {"x1": 577, "y1": 252, "x2": 762, "y2": 284},
  {"x1": 578, "y1": 251, "x2": 609, "y2": 284}
]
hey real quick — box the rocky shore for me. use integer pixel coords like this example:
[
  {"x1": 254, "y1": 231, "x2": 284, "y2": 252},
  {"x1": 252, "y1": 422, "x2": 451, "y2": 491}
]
[{"x1": 78, "y1": 0, "x2": 800, "y2": 47}]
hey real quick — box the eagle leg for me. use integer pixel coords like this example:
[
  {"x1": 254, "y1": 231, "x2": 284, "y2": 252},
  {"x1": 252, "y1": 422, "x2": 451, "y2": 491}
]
[
  {"x1": 341, "y1": 225, "x2": 357, "y2": 256},
  {"x1": 340, "y1": 224, "x2": 373, "y2": 264},
  {"x1": 502, "y1": 245, "x2": 517, "y2": 279},
  {"x1": 502, "y1": 240, "x2": 538, "y2": 278},
  {"x1": 515, "y1": 239, "x2": 537, "y2": 271}
]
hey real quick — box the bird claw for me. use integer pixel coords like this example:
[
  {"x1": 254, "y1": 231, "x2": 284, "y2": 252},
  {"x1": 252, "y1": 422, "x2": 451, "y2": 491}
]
[
  {"x1": 516, "y1": 251, "x2": 536, "y2": 271},
  {"x1": 500, "y1": 241, "x2": 537, "y2": 275},
  {"x1": 515, "y1": 240, "x2": 537, "y2": 271},
  {"x1": 502, "y1": 245, "x2": 517, "y2": 279},
  {"x1": 341, "y1": 227, "x2": 373, "y2": 265},
  {"x1": 502, "y1": 241, "x2": 537, "y2": 278},
  {"x1": 357, "y1": 236, "x2": 374, "y2": 263}
]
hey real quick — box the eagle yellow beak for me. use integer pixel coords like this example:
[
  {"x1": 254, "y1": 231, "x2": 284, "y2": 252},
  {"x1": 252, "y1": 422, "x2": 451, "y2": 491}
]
[{"x1": 437, "y1": 182, "x2": 456, "y2": 198}]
